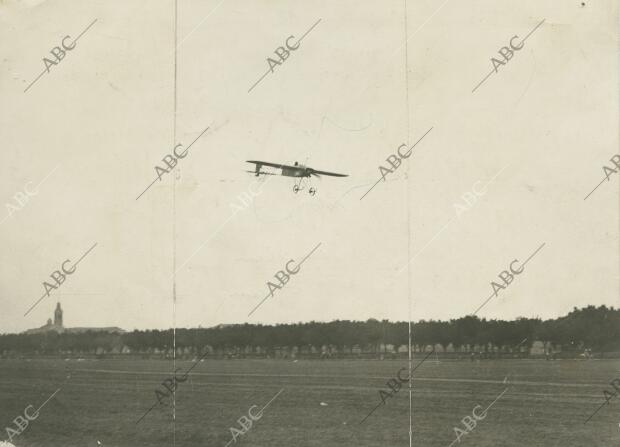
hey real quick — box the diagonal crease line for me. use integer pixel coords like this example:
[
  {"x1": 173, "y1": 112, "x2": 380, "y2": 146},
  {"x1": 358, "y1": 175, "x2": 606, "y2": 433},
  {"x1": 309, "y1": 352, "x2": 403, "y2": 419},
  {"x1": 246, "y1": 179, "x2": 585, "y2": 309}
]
[
  {"x1": 135, "y1": 177, "x2": 160, "y2": 201},
  {"x1": 35, "y1": 164, "x2": 61, "y2": 189},
  {"x1": 248, "y1": 243, "x2": 321, "y2": 317},
  {"x1": 584, "y1": 399, "x2": 612, "y2": 424},
  {"x1": 583, "y1": 176, "x2": 609, "y2": 200},
  {"x1": 396, "y1": 164, "x2": 509, "y2": 280},
  {"x1": 471, "y1": 18, "x2": 545, "y2": 94},
  {"x1": 24, "y1": 291, "x2": 53, "y2": 318},
  {"x1": 297, "y1": 18, "x2": 322, "y2": 43},
  {"x1": 35, "y1": 387, "x2": 62, "y2": 413},
  {"x1": 472, "y1": 68, "x2": 496, "y2": 93},
  {"x1": 297, "y1": 242, "x2": 322, "y2": 267},
  {"x1": 260, "y1": 388, "x2": 285, "y2": 412},
  {"x1": 481, "y1": 164, "x2": 510, "y2": 189},
  {"x1": 521, "y1": 18, "x2": 546, "y2": 44},
  {"x1": 24, "y1": 70, "x2": 47, "y2": 93},
  {"x1": 248, "y1": 18, "x2": 321, "y2": 93},
  {"x1": 24, "y1": 243, "x2": 98, "y2": 316},
  {"x1": 388, "y1": 0, "x2": 451, "y2": 60},
  {"x1": 184, "y1": 126, "x2": 211, "y2": 151},
  {"x1": 0, "y1": 164, "x2": 61, "y2": 226},
  {"x1": 397, "y1": 217, "x2": 454, "y2": 274},
  {"x1": 448, "y1": 387, "x2": 509, "y2": 447},
  {"x1": 409, "y1": 348, "x2": 436, "y2": 376},
  {"x1": 136, "y1": 351, "x2": 209, "y2": 425},
  {"x1": 360, "y1": 127, "x2": 433, "y2": 200},
  {"x1": 174, "y1": 211, "x2": 237, "y2": 275},
  {"x1": 247, "y1": 291, "x2": 273, "y2": 317},
  {"x1": 73, "y1": 242, "x2": 98, "y2": 268},
  {"x1": 172, "y1": 0, "x2": 227, "y2": 54},
  {"x1": 74, "y1": 18, "x2": 98, "y2": 43},
  {"x1": 174, "y1": 174, "x2": 275, "y2": 280},
  {"x1": 471, "y1": 290, "x2": 498, "y2": 316},
  {"x1": 471, "y1": 242, "x2": 545, "y2": 316},
  {"x1": 135, "y1": 126, "x2": 210, "y2": 200},
  {"x1": 482, "y1": 387, "x2": 509, "y2": 413},
  {"x1": 516, "y1": 338, "x2": 527, "y2": 348},
  {"x1": 359, "y1": 401, "x2": 383, "y2": 424},
  {"x1": 136, "y1": 401, "x2": 159, "y2": 424},
  {"x1": 248, "y1": 69, "x2": 271, "y2": 93},
  {"x1": 24, "y1": 19, "x2": 98, "y2": 93},
  {"x1": 359, "y1": 177, "x2": 383, "y2": 200},
  {"x1": 198, "y1": 179, "x2": 279, "y2": 313},
  {"x1": 224, "y1": 388, "x2": 284, "y2": 447},
  {"x1": 360, "y1": 349, "x2": 435, "y2": 424},
  {"x1": 184, "y1": 351, "x2": 210, "y2": 375},
  {"x1": 521, "y1": 242, "x2": 546, "y2": 267}
]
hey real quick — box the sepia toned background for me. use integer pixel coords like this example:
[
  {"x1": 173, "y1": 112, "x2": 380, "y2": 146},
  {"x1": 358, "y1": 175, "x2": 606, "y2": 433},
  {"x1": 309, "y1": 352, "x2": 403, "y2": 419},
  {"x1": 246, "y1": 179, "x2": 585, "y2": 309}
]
[
  {"x1": 1, "y1": 0, "x2": 617, "y2": 333},
  {"x1": 1, "y1": 2, "x2": 619, "y2": 447}
]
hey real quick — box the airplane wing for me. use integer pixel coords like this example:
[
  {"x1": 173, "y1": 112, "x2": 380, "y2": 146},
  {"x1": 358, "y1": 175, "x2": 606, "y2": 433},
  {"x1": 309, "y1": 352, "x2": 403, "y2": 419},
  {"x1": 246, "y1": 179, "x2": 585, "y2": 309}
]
[
  {"x1": 246, "y1": 160, "x2": 298, "y2": 170},
  {"x1": 308, "y1": 168, "x2": 348, "y2": 177},
  {"x1": 244, "y1": 170, "x2": 278, "y2": 175}
]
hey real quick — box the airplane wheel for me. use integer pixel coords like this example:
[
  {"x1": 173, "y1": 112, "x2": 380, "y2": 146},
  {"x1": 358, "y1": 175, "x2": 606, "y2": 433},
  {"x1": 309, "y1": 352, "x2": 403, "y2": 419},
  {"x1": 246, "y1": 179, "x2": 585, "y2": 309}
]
[
  {"x1": 293, "y1": 185, "x2": 300, "y2": 193},
  {"x1": 309, "y1": 187, "x2": 316, "y2": 196}
]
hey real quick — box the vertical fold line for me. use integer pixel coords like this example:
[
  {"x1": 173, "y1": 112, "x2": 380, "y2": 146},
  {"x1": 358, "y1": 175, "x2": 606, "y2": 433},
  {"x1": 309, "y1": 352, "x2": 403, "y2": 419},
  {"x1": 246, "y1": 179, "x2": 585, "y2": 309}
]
[
  {"x1": 404, "y1": 1, "x2": 413, "y2": 446},
  {"x1": 172, "y1": 0, "x2": 178, "y2": 445}
]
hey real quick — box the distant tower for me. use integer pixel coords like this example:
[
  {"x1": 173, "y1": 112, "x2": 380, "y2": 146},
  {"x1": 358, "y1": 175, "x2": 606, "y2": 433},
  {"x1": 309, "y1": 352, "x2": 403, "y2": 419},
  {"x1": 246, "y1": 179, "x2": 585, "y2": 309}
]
[{"x1": 54, "y1": 302, "x2": 63, "y2": 328}]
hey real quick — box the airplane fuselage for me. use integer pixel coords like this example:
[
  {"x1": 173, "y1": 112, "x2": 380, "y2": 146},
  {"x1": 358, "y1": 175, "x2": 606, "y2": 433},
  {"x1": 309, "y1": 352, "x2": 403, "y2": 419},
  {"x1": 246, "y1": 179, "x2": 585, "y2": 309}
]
[
  {"x1": 282, "y1": 166, "x2": 308, "y2": 177},
  {"x1": 246, "y1": 160, "x2": 346, "y2": 196}
]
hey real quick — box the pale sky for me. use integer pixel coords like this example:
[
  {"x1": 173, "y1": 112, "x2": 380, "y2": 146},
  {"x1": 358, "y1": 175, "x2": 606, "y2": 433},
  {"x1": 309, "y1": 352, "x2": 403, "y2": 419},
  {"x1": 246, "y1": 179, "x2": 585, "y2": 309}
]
[{"x1": 0, "y1": 0, "x2": 618, "y2": 333}]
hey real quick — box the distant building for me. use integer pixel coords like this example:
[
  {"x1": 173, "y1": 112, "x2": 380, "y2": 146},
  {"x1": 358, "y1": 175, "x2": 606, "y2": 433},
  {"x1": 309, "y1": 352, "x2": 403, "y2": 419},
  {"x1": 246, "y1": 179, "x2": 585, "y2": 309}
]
[
  {"x1": 23, "y1": 303, "x2": 124, "y2": 334},
  {"x1": 529, "y1": 340, "x2": 546, "y2": 355},
  {"x1": 24, "y1": 303, "x2": 64, "y2": 334},
  {"x1": 54, "y1": 302, "x2": 63, "y2": 327}
]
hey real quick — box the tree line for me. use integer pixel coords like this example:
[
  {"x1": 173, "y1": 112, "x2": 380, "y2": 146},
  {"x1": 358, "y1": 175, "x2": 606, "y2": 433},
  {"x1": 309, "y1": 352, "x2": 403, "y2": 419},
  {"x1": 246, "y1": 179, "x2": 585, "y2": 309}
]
[{"x1": 1, "y1": 306, "x2": 618, "y2": 356}]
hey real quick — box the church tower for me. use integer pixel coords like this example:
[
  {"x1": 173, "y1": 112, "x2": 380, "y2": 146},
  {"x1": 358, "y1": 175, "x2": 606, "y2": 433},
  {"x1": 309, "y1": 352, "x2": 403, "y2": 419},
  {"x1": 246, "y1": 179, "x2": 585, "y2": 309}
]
[{"x1": 54, "y1": 302, "x2": 63, "y2": 328}]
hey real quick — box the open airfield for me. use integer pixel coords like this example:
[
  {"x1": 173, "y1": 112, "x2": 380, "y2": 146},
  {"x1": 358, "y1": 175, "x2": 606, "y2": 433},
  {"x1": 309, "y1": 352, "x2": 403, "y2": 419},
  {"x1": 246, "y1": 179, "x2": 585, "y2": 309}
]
[{"x1": 0, "y1": 358, "x2": 618, "y2": 447}]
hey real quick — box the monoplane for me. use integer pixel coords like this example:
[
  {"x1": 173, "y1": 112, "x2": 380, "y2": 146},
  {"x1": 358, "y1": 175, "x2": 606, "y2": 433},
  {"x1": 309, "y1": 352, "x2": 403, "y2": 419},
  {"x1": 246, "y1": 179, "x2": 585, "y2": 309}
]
[{"x1": 245, "y1": 160, "x2": 348, "y2": 196}]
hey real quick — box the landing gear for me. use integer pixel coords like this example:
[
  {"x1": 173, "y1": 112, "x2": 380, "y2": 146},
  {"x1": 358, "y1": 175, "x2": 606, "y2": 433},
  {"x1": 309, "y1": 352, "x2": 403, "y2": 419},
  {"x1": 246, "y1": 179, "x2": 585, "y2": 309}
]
[
  {"x1": 293, "y1": 177, "x2": 306, "y2": 194},
  {"x1": 293, "y1": 177, "x2": 317, "y2": 196}
]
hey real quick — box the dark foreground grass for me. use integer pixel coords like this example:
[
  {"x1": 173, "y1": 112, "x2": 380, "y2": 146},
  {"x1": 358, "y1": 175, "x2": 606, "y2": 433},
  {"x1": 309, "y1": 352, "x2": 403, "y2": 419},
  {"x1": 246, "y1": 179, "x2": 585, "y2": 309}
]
[{"x1": 0, "y1": 357, "x2": 618, "y2": 446}]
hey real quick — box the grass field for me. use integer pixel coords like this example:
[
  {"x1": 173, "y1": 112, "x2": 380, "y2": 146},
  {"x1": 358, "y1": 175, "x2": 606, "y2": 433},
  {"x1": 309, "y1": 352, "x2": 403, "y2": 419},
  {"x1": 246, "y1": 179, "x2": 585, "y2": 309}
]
[{"x1": 0, "y1": 357, "x2": 618, "y2": 447}]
